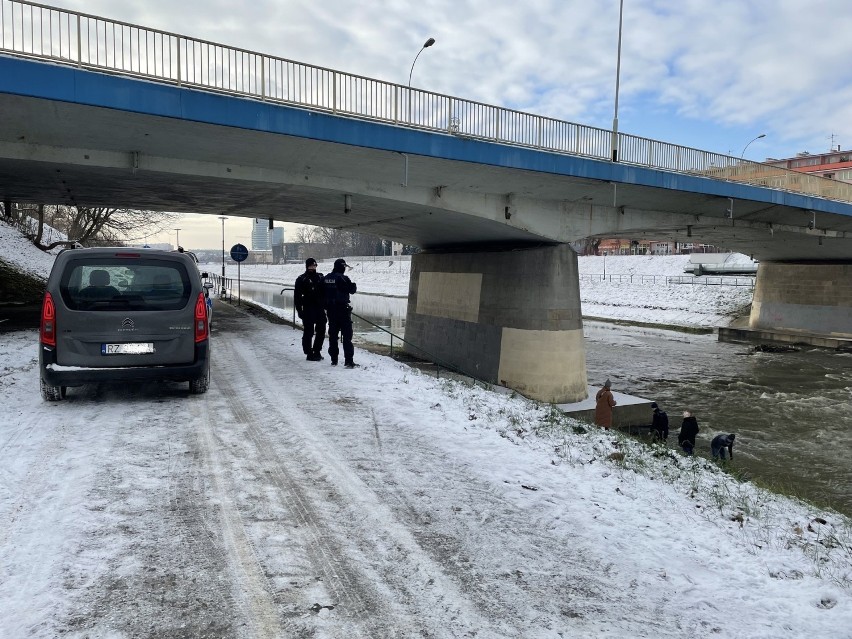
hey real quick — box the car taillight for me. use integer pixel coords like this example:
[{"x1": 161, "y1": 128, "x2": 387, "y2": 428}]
[
  {"x1": 194, "y1": 292, "x2": 208, "y2": 343},
  {"x1": 41, "y1": 292, "x2": 56, "y2": 346}
]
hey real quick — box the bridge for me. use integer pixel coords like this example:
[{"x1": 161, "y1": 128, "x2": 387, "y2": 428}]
[{"x1": 2, "y1": 0, "x2": 851, "y2": 402}]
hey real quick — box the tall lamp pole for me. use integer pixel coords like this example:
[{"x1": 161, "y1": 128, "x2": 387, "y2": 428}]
[
  {"x1": 611, "y1": 0, "x2": 624, "y2": 162},
  {"x1": 740, "y1": 133, "x2": 766, "y2": 160},
  {"x1": 217, "y1": 216, "x2": 228, "y2": 278},
  {"x1": 408, "y1": 37, "x2": 436, "y2": 88},
  {"x1": 173, "y1": 227, "x2": 181, "y2": 249}
]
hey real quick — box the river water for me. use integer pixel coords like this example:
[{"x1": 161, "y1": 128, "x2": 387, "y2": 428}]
[{"x1": 236, "y1": 281, "x2": 852, "y2": 516}]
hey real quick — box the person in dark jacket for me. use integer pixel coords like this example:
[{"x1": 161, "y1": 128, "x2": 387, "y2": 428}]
[
  {"x1": 294, "y1": 257, "x2": 326, "y2": 361},
  {"x1": 323, "y1": 258, "x2": 358, "y2": 368},
  {"x1": 711, "y1": 433, "x2": 736, "y2": 460},
  {"x1": 650, "y1": 402, "x2": 669, "y2": 441},
  {"x1": 678, "y1": 410, "x2": 699, "y2": 455}
]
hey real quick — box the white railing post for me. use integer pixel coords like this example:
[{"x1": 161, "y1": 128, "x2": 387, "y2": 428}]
[
  {"x1": 332, "y1": 71, "x2": 337, "y2": 113},
  {"x1": 176, "y1": 36, "x2": 181, "y2": 85},
  {"x1": 76, "y1": 13, "x2": 81, "y2": 66},
  {"x1": 261, "y1": 56, "x2": 265, "y2": 100}
]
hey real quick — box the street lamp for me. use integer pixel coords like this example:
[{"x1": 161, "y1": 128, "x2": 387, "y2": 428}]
[
  {"x1": 173, "y1": 227, "x2": 181, "y2": 249},
  {"x1": 740, "y1": 133, "x2": 766, "y2": 160},
  {"x1": 217, "y1": 216, "x2": 228, "y2": 278},
  {"x1": 611, "y1": 0, "x2": 625, "y2": 162},
  {"x1": 408, "y1": 37, "x2": 436, "y2": 88}
]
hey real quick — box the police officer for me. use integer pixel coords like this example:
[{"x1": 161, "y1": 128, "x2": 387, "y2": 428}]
[
  {"x1": 323, "y1": 258, "x2": 357, "y2": 368},
  {"x1": 294, "y1": 257, "x2": 326, "y2": 361}
]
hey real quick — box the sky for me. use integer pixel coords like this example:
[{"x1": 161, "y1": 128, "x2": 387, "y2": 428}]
[
  {"x1": 31, "y1": 0, "x2": 852, "y2": 249},
  {"x1": 2, "y1": 221, "x2": 852, "y2": 636}
]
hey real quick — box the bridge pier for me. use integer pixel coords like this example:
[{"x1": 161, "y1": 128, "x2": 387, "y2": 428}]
[
  {"x1": 404, "y1": 244, "x2": 588, "y2": 403},
  {"x1": 749, "y1": 262, "x2": 852, "y2": 339}
]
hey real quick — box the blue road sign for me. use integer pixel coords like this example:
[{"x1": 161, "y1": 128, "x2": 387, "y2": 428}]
[{"x1": 230, "y1": 243, "x2": 248, "y2": 262}]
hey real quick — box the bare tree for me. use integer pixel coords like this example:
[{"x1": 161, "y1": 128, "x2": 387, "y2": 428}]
[
  {"x1": 293, "y1": 225, "x2": 317, "y2": 243},
  {"x1": 27, "y1": 205, "x2": 181, "y2": 249},
  {"x1": 295, "y1": 224, "x2": 395, "y2": 256}
]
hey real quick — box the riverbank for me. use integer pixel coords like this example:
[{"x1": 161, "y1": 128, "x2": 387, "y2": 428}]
[{"x1": 219, "y1": 253, "x2": 754, "y2": 330}]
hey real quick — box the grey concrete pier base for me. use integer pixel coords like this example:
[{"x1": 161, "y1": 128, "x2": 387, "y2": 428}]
[
  {"x1": 404, "y1": 244, "x2": 587, "y2": 403},
  {"x1": 749, "y1": 262, "x2": 852, "y2": 339}
]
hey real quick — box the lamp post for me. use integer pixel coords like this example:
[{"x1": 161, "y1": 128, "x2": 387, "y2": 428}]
[
  {"x1": 408, "y1": 37, "x2": 436, "y2": 88},
  {"x1": 740, "y1": 133, "x2": 766, "y2": 160},
  {"x1": 173, "y1": 227, "x2": 181, "y2": 249},
  {"x1": 611, "y1": 0, "x2": 624, "y2": 162},
  {"x1": 217, "y1": 216, "x2": 228, "y2": 278}
]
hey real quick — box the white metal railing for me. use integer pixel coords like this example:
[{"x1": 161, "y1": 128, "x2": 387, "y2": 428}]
[
  {"x1": 3, "y1": 0, "x2": 852, "y2": 204},
  {"x1": 580, "y1": 273, "x2": 755, "y2": 287}
]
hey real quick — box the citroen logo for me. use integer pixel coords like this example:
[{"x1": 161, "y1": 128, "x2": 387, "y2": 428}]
[{"x1": 122, "y1": 317, "x2": 135, "y2": 330}]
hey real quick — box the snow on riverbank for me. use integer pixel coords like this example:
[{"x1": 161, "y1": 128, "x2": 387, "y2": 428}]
[
  {"x1": 220, "y1": 253, "x2": 753, "y2": 328},
  {"x1": 0, "y1": 219, "x2": 754, "y2": 329}
]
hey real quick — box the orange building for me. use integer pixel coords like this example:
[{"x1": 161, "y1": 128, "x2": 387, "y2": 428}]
[{"x1": 766, "y1": 147, "x2": 852, "y2": 183}]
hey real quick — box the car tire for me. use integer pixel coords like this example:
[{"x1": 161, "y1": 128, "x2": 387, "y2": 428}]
[
  {"x1": 189, "y1": 359, "x2": 210, "y2": 395},
  {"x1": 41, "y1": 378, "x2": 63, "y2": 401}
]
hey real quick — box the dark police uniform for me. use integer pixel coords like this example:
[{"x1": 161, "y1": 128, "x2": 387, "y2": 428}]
[
  {"x1": 294, "y1": 259, "x2": 327, "y2": 360},
  {"x1": 323, "y1": 259, "x2": 357, "y2": 367}
]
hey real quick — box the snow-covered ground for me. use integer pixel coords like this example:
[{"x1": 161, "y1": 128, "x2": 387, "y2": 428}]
[
  {"x1": 215, "y1": 253, "x2": 754, "y2": 329},
  {"x1": 2, "y1": 221, "x2": 851, "y2": 637}
]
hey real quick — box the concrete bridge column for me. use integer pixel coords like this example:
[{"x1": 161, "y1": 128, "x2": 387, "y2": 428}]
[
  {"x1": 404, "y1": 244, "x2": 588, "y2": 403},
  {"x1": 749, "y1": 262, "x2": 852, "y2": 338}
]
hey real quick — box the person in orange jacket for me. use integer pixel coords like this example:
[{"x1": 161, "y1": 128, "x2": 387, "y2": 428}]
[{"x1": 595, "y1": 378, "x2": 617, "y2": 429}]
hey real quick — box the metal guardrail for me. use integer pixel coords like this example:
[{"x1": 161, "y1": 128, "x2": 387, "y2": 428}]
[
  {"x1": 238, "y1": 279, "x2": 490, "y2": 385},
  {"x1": 3, "y1": 0, "x2": 851, "y2": 204},
  {"x1": 350, "y1": 310, "x2": 492, "y2": 388},
  {"x1": 580, "y1": 273, "x2": 755, "y2": 287}
]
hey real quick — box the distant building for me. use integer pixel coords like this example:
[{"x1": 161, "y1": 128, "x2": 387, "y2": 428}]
[
  {"x1": 251, "y1": 219, "x2": 271, "y2": 250},
  {"x1": 271, "y1": 227, "x2": 285, "y2": 246},
  {"x1": 597, "y1": 238, "x2": 722, "y2": 256},
  {"x1": 765, "y1": 147, "x2": 852, "y2": 183}
]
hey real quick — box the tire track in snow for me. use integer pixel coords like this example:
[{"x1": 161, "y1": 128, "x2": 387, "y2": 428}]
[
  {"x1": 190, "y1": 385, "x2": 285, "y2": 639},
  {"x1": 211, "y1": 339, "x2": 375, "y2": 621},
  {"x1": 215, "y1": 322, "x2": 506, "y2": 637}
]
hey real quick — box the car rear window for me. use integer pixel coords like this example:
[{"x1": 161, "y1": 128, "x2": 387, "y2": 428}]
[{"x1": 59, "y1": 258, "x2": 193, "y2": 311}]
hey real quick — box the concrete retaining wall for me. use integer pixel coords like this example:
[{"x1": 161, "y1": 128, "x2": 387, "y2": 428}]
[
  {"x1": 404, "y1": 245, "x2": 587, "y2": 403},
  {"x1": 750, "y1": 262, "x2": 852, "y2": 337}
]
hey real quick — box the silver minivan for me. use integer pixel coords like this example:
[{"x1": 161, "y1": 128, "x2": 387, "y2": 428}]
[{"x1": 39, "y1": 247, "x2": 211, "y2": 400}]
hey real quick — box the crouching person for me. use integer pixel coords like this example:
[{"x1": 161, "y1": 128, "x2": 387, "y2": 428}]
[{"x1": 711, "y1": 433, "x2": 736, "y2": 460}]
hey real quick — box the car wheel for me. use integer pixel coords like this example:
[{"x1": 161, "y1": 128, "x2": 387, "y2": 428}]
[
  {"x1": 41, "y1": 378, "x2": 63, "y2": 401},
  {"x1": 189, "y1": 359, "x2": 210, "y2": 395}
]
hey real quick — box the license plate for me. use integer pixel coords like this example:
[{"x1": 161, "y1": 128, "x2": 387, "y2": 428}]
[{"x1": 102, "y1": 342, "x2": 155, "y2": 355}]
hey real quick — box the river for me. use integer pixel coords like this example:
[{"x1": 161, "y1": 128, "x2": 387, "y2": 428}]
[{"x1": 236, "y1": 280, "x2": 852, "y2": 516}]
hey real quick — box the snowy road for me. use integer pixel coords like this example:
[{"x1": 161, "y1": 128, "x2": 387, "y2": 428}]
[{"x1": 2, "y1": 301, "x2": 851, "y2": 638}]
